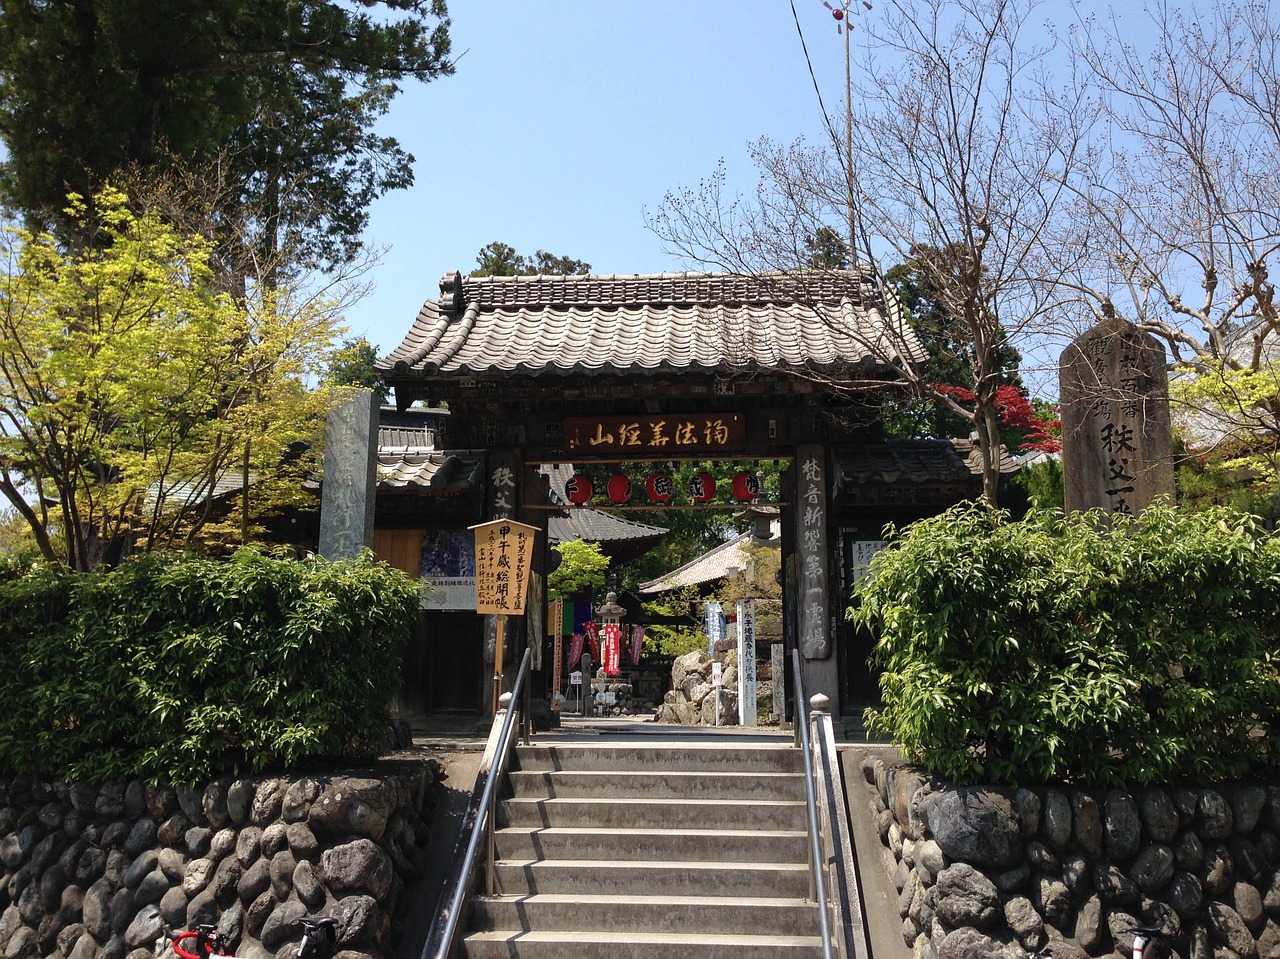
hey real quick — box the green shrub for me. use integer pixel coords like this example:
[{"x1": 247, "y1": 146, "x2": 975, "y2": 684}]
[
  {"x1": 853, "y1": 501, "x2": 1280, "y2": 785},
  {"x1": 0, "y1": 548, "x2": 418, "y2": 783}
]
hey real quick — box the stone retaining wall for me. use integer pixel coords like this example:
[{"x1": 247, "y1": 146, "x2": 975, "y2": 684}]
[
  {"x1": 862, "y1": 755, "x2": 1280, "y2": 959},
  {"x1": 0, "y1": 763, "x2": 437, "y2": 959}
]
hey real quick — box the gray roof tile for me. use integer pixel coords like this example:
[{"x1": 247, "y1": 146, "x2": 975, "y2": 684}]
[{"x1": 379, "y1": 270, "x2": 921, "y2": 379}]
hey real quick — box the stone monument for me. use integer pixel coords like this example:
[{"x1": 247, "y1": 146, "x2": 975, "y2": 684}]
[
  {"x1": 318, "y1": 390, "x2": 379, "y2": 559},
  {"x1": 1059, "y1": 317, "x2": 1174, "y2": 515}
]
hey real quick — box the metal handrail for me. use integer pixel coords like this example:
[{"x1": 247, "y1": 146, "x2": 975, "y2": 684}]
[
  {"x1": 791, "y1": 649, "x2": 869, "y2": 959},
  {"x1": 421, "y1": 647, "x2": 532, "y2": 959},
  {"x1": 792, "y1": 650, "x2": 835, "y2": 959}
]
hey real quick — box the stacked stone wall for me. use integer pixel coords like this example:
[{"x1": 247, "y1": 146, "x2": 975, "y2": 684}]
[
  {"x1": 0, "y1": 764, "x2": 436, "y2": 959},
  {"x1": 862, "y1": 755, "x2": 1280, "y2": 959}
]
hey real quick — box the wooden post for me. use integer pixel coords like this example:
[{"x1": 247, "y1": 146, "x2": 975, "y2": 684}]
[{"x1": 492, "y1": 615, "x2": 506, "y2": 716}]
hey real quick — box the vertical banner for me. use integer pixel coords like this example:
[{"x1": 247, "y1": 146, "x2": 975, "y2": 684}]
[
  {"x1": 568, "y1": 632, "x2": 585, "y2": 668},
  {"x1": 736, "y1": 598, "x2": 758, "y2": 726},
  {"x1": 550, "y1": 597, "x2": 564, "y2": 711},
  {"x1": 583, "y1": 620, "x2": 601, "y2": 662},
  {"x1": 603, "y1": 622, "x2": 621, "y2": 675},
  {"x1": 704, "y1": 601, "x2": 724, "y2": 657},
  {"x1": 629, "y1": 625, "x2": 645, "y2": 666}
]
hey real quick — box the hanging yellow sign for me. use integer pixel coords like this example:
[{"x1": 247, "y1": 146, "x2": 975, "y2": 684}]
[{"x1": 469, "y1": 519, "x2": 539, "y2": 615}]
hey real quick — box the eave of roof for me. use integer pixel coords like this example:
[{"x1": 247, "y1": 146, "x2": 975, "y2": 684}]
[{"x1": 378, "y1": 270, "x2": 922, "y2": 381}]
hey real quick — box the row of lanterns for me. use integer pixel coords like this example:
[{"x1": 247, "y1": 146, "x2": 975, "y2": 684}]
[{"x1": 564, "y1": 470, "x2": 761, "y2": 506}]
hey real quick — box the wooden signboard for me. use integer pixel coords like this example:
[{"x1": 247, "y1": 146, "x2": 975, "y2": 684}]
[
  {"x1": 470, "y1": 519, "x2": 539, "y2": 714},
  {"x1": 470, "y1": 519, "x2": 538, "y2": 614},
  {"x1": 563, "y1": 413, "x2": 746, "y2": 454}
]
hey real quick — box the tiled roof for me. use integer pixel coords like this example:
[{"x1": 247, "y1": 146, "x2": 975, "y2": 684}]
[
  {"x1": 832, "y1": 439, "x2": 1017, "y2": 488},
  {"x1": 547, "y1": 510, "x2": 667, "y2": 547},
  {"x1": 638, "y1": 522, "x2": 781, "y2": 594},
  {"x1": 379, "y1": 270, "x2": 921, "y2": 379},
  {"x1": 377, "y1": 451, "x2": 483, "y2": 493}
]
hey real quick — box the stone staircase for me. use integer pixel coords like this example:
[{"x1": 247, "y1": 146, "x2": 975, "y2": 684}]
[{"x1": 458, "y1": 739, "x2": 828, "y2": 958}]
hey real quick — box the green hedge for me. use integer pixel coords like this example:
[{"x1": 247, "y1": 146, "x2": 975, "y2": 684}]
[
  {"x1": 0, "y1": 548, "x2": 419, "y2": 784},
  {"x1": 853, "y1": 502, "x2": 1280, "y2": 786}
]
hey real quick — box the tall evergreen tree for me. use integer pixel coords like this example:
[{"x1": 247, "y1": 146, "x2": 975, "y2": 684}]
[{"x1": 0, "y1": 0, "x2": 452, "y2": 271}]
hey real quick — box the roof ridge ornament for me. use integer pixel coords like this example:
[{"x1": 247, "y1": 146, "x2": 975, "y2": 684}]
[{"x1": 439, "y1": 270, "x2": 463, "y2": 313}]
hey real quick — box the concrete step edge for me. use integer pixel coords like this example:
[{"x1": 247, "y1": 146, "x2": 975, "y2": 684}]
[{"x1": 462, "y1": 930, "x2": 823, "y2": 946}]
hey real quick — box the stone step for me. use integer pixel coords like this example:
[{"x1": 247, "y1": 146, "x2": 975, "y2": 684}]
[
  {"x1": 500, "y1": 795, "x2": 808, "y2": 831},
  {"x1": 492, "y1": 826, "x2": 808, "y2": 863},
  {"x1": 468, "y1": 893, "x2": 822, "y2": 937},
  {"x1": 506, "y1": 769, "x2": 806, "y2": 801},
  {"x1": 515, "y1": 743, "x2": 804, "y2": 774},
  {"x1": 492, "y1": 858, "x2": 812, "y2": 898},
  {"x1": 459, "y1": 928, "x2": 826, "y2": 959}
]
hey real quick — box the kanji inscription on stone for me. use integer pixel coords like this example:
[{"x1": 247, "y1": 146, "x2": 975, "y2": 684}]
[{"x1": 1059, "y1": 318, "x2": 1174, "y2": 516}]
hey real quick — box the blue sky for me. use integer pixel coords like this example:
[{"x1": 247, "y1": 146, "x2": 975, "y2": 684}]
[{"x1": 347, "y1": 2, "x2": 856, "y2": 358}]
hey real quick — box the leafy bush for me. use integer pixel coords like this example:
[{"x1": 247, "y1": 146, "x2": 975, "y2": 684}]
[
  {"x1": 0, "y1": 548, "x2": 418, "y2": 783},
  {"x1": 853, "y1": 502, "x2": 1280, "y2": 785}
]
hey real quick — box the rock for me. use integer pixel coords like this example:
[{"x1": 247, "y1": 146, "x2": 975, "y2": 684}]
[
  {"x1": 1236, "y1": 882, "x2": 1265, "y2": 933},
  {"x1": 182, "y1": 859, "x2": 215, "y2": 898},
  {"x1": 122, "y1": 822, "x2": 156, "y2": 860},
  {"x1": 1142, "y1": 788, "x2": 1181, "y2": 844},
  {"x1": 1176, "y1": 830, "x2": 1205, "y2": 871},
  {"x1": 81, "y1": 881, "x2": 112, "y2": 942},
  {"x1": 285, "y1": 823, "x2": 319, "y2": 862},
  {"x1": 330, "y1": 895, "x2": 386, "y2": 948},
  {"x1": 133, "y1": 869, "x2": 168, "y2": 907},
  {"x1": 934, "y1": 864, "x2": 1000, "y2": 928},
  {"x1": 158, "y1": 887, "x2": 188, "y2": 928},
  {"x1": 185, "y1": 890, "x2": 219, "y2": 928},
  {"x1": 122, "y1": 905, "x2": 161, "y2": 950},
  {"x1": 183, "y1": 828, "x2": 211, "y2": 859},
  {"x1": 1014, "y1": 790, "x2": 1041, "y2": 837},
  {"x1": 1204, "y1": 843, "x2": 1236, "y2": 897},
  {"x1": 201, "y1": 780, "x2": 233, "y2": 830},
  {"x1": 234, "y1": 827, "x2": 262, "y2": 867},
  {"x1": 308, "y1": 780, "x2": 397, "y2": 841},
  {"x1": 320, "y1": 840, "x2": 392, "y2": 900},
  {"x1": 226, "y1": 781, "x2": 255, "y2": 827},
  {"x1": 144, "y1": 785, "x2": 178, "y2": 822},
  {"x1": 251, "y1": 782, "x2": 287, "y2": 827},
  {"x1": 258, "y1": 899, "x2": 307, "y2": 948},
  {"x1": 926, "y1": 789, "x2": 1023, "y2": 868},
  {"x1": 260, "y1": 824, "x2": 288, "y2": 858},
  {"x1": 1231, "y1": 837, "x2": 1269, "y2": 886},
  {"x1": 1033, "y1": 876, "x2": 1072, "y2": 928},
  {"x1": 1234, "y1": 786, "x2": 1268, "y2": 835},
  {"x1": 292, "y1": 862, "x2": 325, "y2": 911},
  {"x1": 282, "y1": 780, "x2": 320, "y2": 824},
  {"x1": 936, "y1": 925, "x2": 1023, "y2": 959},
  {"x1": 1092, "y1": 862, "x2": 1139, "y2": 903},
  {"x1": 1209, "y1": 902, "x2": 1258, "y2": 958},
  {"x1": 1104, "y1": 791, "x2": 1142, "y2": 860},
  {"x1": 235, "y1": 859, "x2": 271, "y2": 905},
  {"x1": 121, "y1": 852, "x2": 157, "y2": 891},
  {"x1": 206, "y1": 856, "x2": 242, "y2": 907},
  {"x1": 1132, "y1": 843, "x2": 1176, "y2": 893},
  {"x1": 1200, "y1": 789, "x2": 1234, "y2": 840},
  {"x1": 210, "y1": 828, "x2": 237, "y2": 862},
  {"x1": 269, "y1": 852, "x2": 298, "y2": 902},
  {"x1": 917, "y1": 840, "x2": 945, "y2": 883},
  {"x1": 1072, "y1": 792, "x2": 1103, "y2": 858},
  {"x1": 1003, "y1": 895, "x2": 1044, "y2": 948},
  {"x1": 1074, "y1": 894, "x2": 1104, "y2": 952}
]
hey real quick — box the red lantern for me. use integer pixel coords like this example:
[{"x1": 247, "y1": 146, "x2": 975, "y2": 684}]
[
  {"x1": 606, "y1": 474, "x2": 632, "y2": 504},
  {"x1": 646, "y1": 471, "x2": 674, "y2": 503},
  {"x1": 689, "y1": 471, "x2": 716, "y2": 503},
  {"x1": 731, "y1": 470, "x2": 761, "y2": 502},
  {"x1": 565, "y1": 474, "x2": 592, "y2": 505}
]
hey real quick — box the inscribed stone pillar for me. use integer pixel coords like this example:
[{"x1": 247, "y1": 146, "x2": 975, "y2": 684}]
[
  {"x1": 793, "y1": 445, "x2": 839, "y2": 710},
  {"x1": 1059, "y1": 318, "x2": 1174, "y2": 515},
  {"x1": 318, "y1": 391, "x2": 379, "y2": 560}
]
